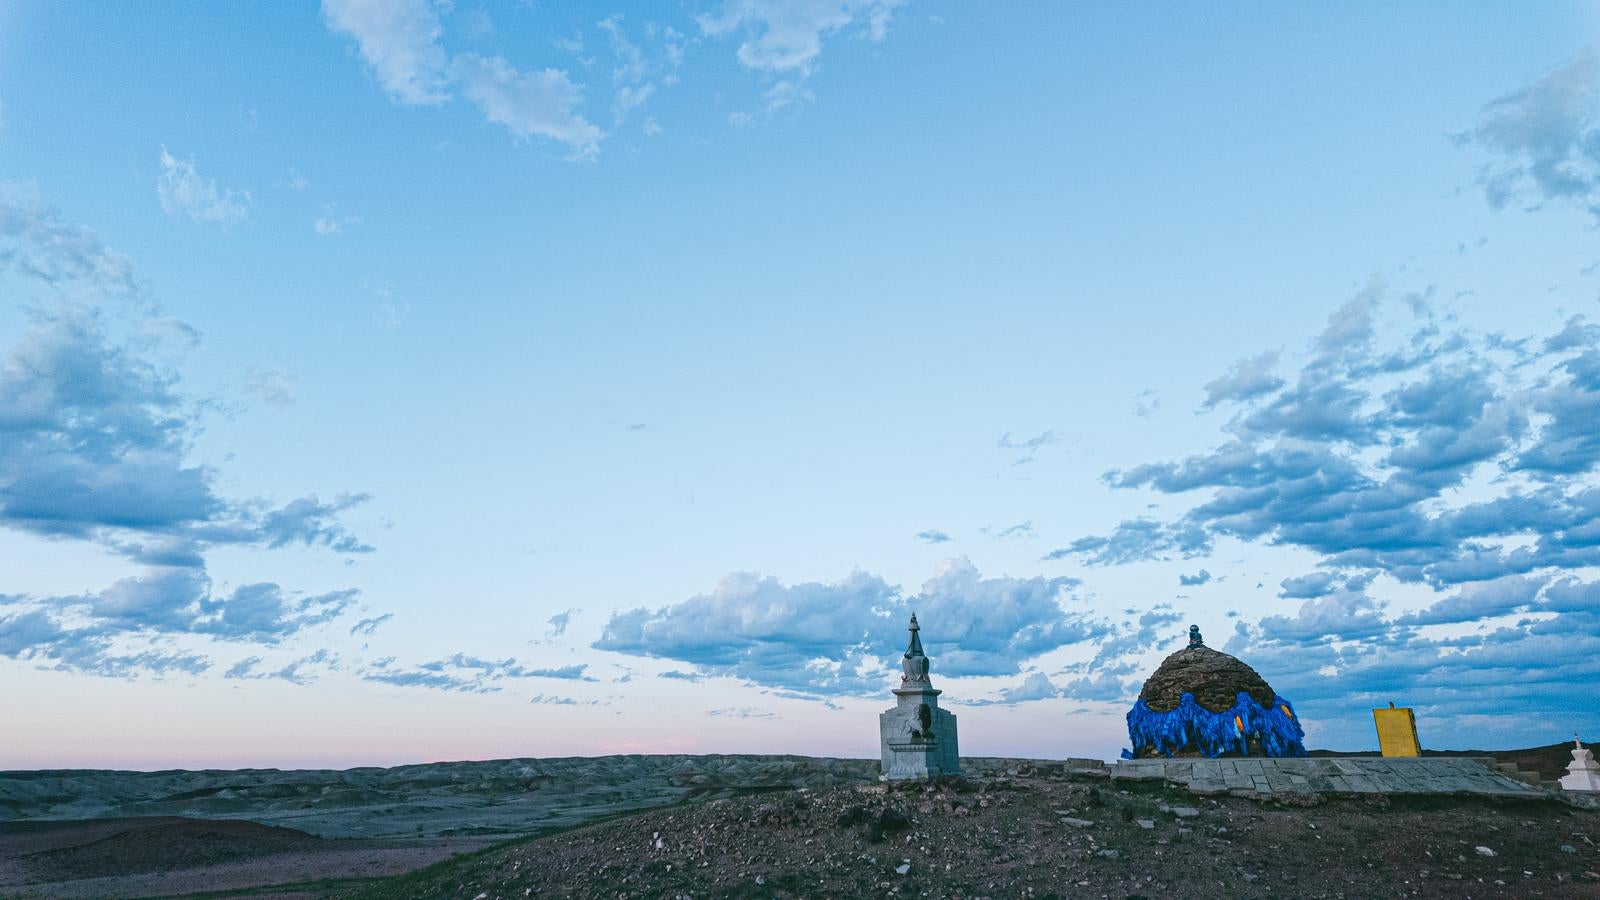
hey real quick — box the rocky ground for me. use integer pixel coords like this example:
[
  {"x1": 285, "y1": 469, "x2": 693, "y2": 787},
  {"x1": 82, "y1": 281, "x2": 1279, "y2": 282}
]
[{"x1": 344, "y1": 762, "x2": 1600, "y2": 899}]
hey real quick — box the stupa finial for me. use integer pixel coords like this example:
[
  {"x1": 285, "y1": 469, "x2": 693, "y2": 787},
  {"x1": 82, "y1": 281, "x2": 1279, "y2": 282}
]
[{"x1": 902, "y1": 613, "x2": 930, "y2": 683}]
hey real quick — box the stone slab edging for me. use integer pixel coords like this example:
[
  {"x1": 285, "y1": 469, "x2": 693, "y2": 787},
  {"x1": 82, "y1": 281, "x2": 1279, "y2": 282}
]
[{"x1": 1107, "y1": 756, "x2": 1551, "y2": 799}]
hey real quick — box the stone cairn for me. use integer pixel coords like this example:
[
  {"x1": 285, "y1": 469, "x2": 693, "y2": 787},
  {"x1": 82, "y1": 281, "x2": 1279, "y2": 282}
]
[
  {"x1": 878, "y1": 613, "x2": 960, "y2": 780},
  {"x1": 1123, "y1": 625, "x2": 1307, "y2": 759}
]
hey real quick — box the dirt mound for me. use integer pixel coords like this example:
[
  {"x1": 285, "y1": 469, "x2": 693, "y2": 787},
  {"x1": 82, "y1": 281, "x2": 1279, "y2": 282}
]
[{"x1": 1139, "y1": 645, "x2": 1276, "y2": 712}]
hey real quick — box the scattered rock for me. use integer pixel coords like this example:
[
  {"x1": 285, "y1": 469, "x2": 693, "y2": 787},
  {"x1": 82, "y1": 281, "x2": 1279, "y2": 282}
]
[
  {"x1": 866, "y1": 808, "x2": 912, "y2": 843},
  {"x1": 1136, "y1": 819, "x2": 1156, "y2": 830},
  {"x1": 1560, "y1": 844, "x2": 1577, "y2": 854},
  {"x1": 895, "y1": 862, "x2": 911, "y2": 875},
  {"x1": 1096, "y1": 849, "x2": 1121, "y2": 859},
  {"x1": 1475, "y1": 846, "x2": 1497, "y2": 857},
  {"x1": 1058, "y1": 817, "x2": 1095, "y2": 828},
  {"x1": 836, "y1": 806, "x2": 871, "y2": 828}
]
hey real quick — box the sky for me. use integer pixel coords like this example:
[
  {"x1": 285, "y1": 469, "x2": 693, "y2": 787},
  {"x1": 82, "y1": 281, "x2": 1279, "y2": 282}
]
[{"x1": 2, "y1": 1, "x2": 1600, "y2": 770}]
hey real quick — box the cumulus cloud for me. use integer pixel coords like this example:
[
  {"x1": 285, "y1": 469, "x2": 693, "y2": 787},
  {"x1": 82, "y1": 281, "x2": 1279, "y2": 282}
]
[
  {"x1": 157, "y1": 148, "x2": 250, "y2": 226},
  {"x1": 706, "y1": 706, "x2": 777, "y2": 718},
  {"x1": 964, "y1": 671, "x2": 1063, "y2": 707},
  {"x1": 321, "y1": 0, "x2": 450, "y2": 105},
  {"x1": 242, "y1": 368, "x2": 299, "y2": 407},
  {"x1": 1060, "y1": 670, "x2": 1135, "y2": 703},
  {"x1": 527, "y1": 663, "x2": 596, "y2": 681},
  {"x1": 362, "y1": 652, "x2": 585, "y2": 692},
  {"x1": 546, "y1": 609, "x2": 576, "y2": 637},
  {"x1": 986, "y1": 521, "x2": 1035, "y2": 541},
  {"x1": 595, "y1": 557, "x2": 1103, "y2": 697},
  {"x1": 915, "y1": 529, "x2": 952, "y2": 544},
  {"x1": 313, "y1": 208, "x2": 364, "y2": 236},
  {"x1": 1059, "y1": 282, "x2": 1600, "y2": 590},
  {"x1": 1459, "y1": 50, "x2": 1600, "y2": 219},
  {"x1": 1202, "y1": 351, "x2": 1283, "y2": 408},
  {"x1": 597, "y1": 15, "x2": 685, "y2": 125},
  {"x1": 699, "y1": 0, "x2": 904, "y2": 114},
  {"x1": 257, "y1": 494, "x2": 375, "y2": 554},
  {"x1": 224, "y1": 649, "x2": 339, "y2": 685},
  {"x1": 997, "y1": 429, "x2": 1058, "y2": 466},
  {"x1": 0, "y1": 307, "x2": 375, "y2": 564},
  {"x1": 1226, "y1": 603, "x2": 1600, "y2": 747},
  {"x1": 1278, "y1": 572, "x2": 1339, "y2": 599},
  {"x1": 1065, "y1": 272, "x2": 1600, "y2": 743},
  {"x1": 1178, "y1": 569, "x2": 1212, "y2": 587},
  {"x1": 321, "y1": 0, "x2": 603, "y2": 158},
  {"x1": 1084, "y1": 607, "x2": 1183, "y2": 671},
  {"x1": 450, "y1": 54, "x2": 602, "y2": 159},
  {"x1": 530, "y1": 693, "x2": 603, "y2": 706},
  {"x1": 0, "y1": 571, "x2": 358, "y2": 680},
  {"x1": 0, "y1": 185, "x2": 137, "y2": 297},
  {"x1": 698, "y1": 0, "x2": 903, "y2": 75},
  {"x1": 0, "y1": 194, "x2": 373, "y2": 678},
  {"x1": 349, "y1": 613, "x2": 392, "y2": 636}
]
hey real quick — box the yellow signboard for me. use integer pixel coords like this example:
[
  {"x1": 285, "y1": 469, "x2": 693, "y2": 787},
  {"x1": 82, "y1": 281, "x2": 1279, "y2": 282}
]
[{"x1": 1373, "y1": 703, "x2": 1421, "y2": 757}]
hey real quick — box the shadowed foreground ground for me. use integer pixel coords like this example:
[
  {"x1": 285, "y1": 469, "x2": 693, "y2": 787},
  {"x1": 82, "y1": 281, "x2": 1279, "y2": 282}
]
[
  {"x1": 341, "y1": 762, "x2": 1600, "y2": 899},
  {"x1": 2, "y1": 753, "x2": 1597, "y2": 898}
]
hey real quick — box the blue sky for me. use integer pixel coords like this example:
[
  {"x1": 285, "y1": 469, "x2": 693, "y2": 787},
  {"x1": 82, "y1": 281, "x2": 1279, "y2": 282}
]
[{"x1": 2, "y1": 1, "x2": 1600, "y2": 768}]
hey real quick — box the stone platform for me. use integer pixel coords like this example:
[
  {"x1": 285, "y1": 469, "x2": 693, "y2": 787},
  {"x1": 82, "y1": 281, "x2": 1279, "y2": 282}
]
[{"x1": 1110, "y1": 756, "x2": 1546, "y2": 799}]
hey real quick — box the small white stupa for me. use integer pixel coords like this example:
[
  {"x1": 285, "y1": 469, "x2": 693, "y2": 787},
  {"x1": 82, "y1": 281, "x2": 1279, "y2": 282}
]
[
  {"x1": 879, "y1": 613, "x2": 960, "y2": 780},
  {"x1": 1559, "y1": 735, "x2": 1600, "y2": 793}
]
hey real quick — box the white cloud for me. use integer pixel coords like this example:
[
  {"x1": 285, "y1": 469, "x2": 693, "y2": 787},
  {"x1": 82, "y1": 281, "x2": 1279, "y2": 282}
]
[
  {"x1": 321, "y1": 0, "x2": 450, "y2": 105},
  {"x1": 596, "y1": 16, "x2": 685, "y2": 125},
  {"x1": 450, "y1": 54, "x2": 602, "y2": 159},
  {"x1": 321, "y1": 0, "x2": 604, "y2": 158},
  {"x1": 763, "y1": 79, "x2": 814, "y2": 113},
  {"x1": 156, "y1": 148, "x2": 250, "y2": 226},
  {"x1": 1461, "y1": 49, "x2": 1600, "y2": 218},
  {"x1": 243, "y1": 368, "x2": 300, "y2": 407},
  {"x1": 313, "y1": 205, "x2": 364, "y2": 236},
  {"x1": 699, "y1": 0, "x2": 904, "y2": 75}
]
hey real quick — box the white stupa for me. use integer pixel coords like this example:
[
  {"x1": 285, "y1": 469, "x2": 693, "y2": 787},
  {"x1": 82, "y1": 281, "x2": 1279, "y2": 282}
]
[
  {"x1": 878, "y1": 613, "x2": 960, "y2": 780},
  {"x1": 1559, "y1": 735, "x2": 1600, "y2": 793}
]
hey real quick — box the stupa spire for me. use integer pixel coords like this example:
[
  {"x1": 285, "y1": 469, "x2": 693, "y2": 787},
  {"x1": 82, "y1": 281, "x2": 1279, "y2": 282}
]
[{"x1": 901, "y1": 612, "x2": 931, "y2": 684}]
